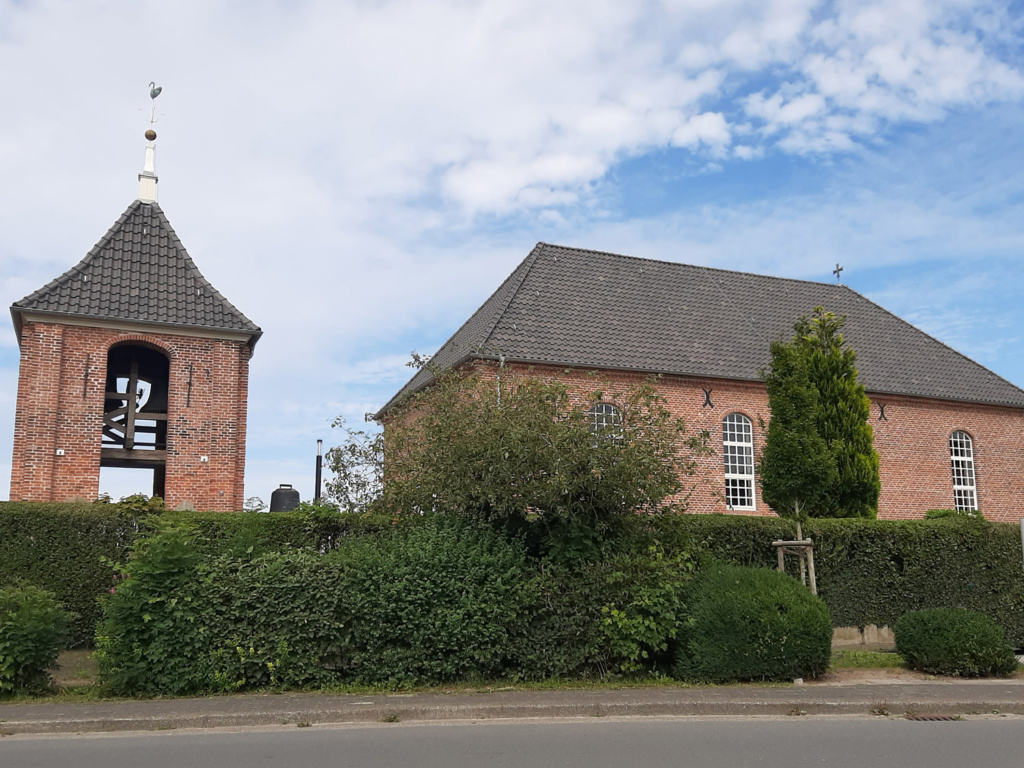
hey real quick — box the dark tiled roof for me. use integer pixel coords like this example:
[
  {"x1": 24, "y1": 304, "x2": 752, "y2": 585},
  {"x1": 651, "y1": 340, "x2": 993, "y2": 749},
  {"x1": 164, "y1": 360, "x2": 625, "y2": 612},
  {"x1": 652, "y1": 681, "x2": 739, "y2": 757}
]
[
  {"x1": 11, "y1": 200, "x2": 261, "y2": 346},
  {"x1": 380, "y1": 242, "x2": 1024, "y2": 414}
]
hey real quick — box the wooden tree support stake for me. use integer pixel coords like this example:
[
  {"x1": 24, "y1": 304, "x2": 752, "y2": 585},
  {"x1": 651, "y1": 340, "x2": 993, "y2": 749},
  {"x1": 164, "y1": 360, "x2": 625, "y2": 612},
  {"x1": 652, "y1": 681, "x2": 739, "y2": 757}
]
[{"x1": 772, "y1": 534, "x2": 818, "y2": 595}]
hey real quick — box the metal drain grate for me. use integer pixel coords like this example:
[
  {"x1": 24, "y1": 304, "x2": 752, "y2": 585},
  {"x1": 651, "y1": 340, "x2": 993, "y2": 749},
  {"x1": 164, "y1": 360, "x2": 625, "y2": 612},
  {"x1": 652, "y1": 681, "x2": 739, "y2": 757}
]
[{"x1": 905, "y1": 715, "x2": 961, "y2": 721}]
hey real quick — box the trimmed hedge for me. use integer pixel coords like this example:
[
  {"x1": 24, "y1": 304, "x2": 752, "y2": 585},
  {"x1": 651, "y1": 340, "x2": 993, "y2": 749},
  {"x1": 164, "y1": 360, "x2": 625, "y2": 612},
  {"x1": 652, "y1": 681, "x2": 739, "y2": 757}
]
[
  {"x1": 673, "y1": 564, "x2": 832, "y2": 682},
  {"x1": 5, "y1": 502, "x2": 1024, "y2": 648},
  {"x1": 0, "y1": 501, "x2": 395, "y2": 645},
  {"x1": 658, "y1": 514, "x2": 1024, "y2": 646},
  {"x1": 519, "y1": 548, "x2": 694, "y2": 677},
  {"x1": 894, "y1": 608, "x2": 1018, "y2": 677}
]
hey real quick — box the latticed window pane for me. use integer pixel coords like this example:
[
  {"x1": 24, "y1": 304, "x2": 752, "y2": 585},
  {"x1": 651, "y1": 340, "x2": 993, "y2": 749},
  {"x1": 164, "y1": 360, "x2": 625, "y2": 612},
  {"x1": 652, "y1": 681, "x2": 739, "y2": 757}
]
[
  {"x1": 954, "y1": 488, "x2": 977, "y2": 511},
  {"x1": 949, "y1": 431, "x2": 977, "y2": 512},
  {"x1": 587, "y1": 403, "x2": 622, "y2": 437},
  {"x1": 722, "y1": 413, "x2": 755, "y2": 510},
  {"x1": 725, "y1": 478, "x2": 754, "y2": 509},
  {"x1": 723, "y1": 444, "x2": 753, "y2": 476}
]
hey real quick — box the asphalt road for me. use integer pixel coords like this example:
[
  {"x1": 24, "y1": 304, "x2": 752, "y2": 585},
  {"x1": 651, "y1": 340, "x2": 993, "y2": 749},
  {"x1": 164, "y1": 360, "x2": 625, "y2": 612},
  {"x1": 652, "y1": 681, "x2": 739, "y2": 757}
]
[{"x1": 3, "y1": 715, "x2": 1024, "y2": 768}]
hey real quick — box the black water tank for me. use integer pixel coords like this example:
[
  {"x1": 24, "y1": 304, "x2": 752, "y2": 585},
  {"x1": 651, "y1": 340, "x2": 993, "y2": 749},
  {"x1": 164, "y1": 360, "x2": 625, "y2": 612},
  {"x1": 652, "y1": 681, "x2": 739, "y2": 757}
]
[{"x1": 269, "y1": 484, "x2": 300, "y2": 512}]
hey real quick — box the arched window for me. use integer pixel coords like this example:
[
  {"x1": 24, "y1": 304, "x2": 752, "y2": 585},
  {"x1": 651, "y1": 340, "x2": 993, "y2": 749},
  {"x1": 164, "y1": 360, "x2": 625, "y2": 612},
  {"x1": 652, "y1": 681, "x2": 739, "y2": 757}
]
[
  {"x1": 949, "y1": 431, "x2": 977, "y2": 512},
  {"x1": 587, "y1": 403, "x2": 622, "y2": 438},
  {"x1": 722, "y1": 413, "x2": 755, "y2": 510}
]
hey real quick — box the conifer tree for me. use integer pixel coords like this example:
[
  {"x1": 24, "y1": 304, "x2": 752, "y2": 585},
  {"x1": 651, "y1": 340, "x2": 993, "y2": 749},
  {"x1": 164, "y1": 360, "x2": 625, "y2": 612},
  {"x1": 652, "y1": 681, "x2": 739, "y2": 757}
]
[
  {"x1": 794, "y1": 308, "x2": 880, "y2": 518},
  {"x1": 757, "y1": 338, "x2": 837, "y2": 522}
]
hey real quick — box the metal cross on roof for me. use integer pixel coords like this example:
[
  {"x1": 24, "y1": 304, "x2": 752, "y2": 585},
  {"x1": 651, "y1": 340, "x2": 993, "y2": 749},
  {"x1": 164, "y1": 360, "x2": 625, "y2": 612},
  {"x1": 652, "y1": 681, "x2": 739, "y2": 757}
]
[{"x1": 833, "y1": 263, "x2": 844, "y2": 284}]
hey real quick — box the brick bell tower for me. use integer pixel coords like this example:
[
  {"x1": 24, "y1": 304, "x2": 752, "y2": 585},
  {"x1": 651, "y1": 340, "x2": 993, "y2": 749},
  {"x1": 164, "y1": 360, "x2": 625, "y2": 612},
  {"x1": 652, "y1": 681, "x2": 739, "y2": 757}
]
[{"x1": 8, "y1": 90, "x2": 261, "y2": 510}]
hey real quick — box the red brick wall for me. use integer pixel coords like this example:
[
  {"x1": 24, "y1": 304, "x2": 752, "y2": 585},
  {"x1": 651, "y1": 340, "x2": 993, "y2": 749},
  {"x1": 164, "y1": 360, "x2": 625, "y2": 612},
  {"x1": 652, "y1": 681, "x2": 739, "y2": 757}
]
[
  {"x1": 9, "y1": 320, "x2": 250, "y2": 511},
  {"x1": 470, "y1": 361, "x2": 1024, "y2": 522}
]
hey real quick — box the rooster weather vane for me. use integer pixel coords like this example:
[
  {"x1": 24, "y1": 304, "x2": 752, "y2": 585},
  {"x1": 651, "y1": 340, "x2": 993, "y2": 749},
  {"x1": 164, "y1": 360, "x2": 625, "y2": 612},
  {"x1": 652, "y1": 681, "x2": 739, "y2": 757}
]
[{"x1": 144, "y1": 82, "x2": 163, "y2": 140}]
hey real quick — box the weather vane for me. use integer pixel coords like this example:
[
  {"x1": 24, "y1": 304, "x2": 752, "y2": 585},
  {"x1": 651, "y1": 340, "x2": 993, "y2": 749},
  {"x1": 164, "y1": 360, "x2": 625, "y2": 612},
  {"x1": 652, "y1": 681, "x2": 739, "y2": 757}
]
[
  {"x1": 833, "y1": 263, "x2": 844, "y2": 284},
  {"x1": 144, "y1": 82, "x2": 162, "y2": 141}
]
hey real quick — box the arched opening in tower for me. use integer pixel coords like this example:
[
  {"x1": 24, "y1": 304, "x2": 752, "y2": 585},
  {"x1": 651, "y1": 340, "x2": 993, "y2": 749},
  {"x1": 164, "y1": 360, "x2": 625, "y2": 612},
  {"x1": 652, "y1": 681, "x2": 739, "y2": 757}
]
[{"x1": 100, "y1": 343, "x2": 170, "y2": 499}]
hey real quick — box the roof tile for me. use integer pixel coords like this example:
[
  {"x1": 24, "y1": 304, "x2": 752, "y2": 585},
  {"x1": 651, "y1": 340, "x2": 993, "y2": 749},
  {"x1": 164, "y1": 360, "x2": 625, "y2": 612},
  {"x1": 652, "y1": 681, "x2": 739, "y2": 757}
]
[
  {"x1": 381, "y1": 243, "x2": 1024, "y2": 413},
  {"x1": 12, "y1": 200, "x2": 260, "y2": 345}
]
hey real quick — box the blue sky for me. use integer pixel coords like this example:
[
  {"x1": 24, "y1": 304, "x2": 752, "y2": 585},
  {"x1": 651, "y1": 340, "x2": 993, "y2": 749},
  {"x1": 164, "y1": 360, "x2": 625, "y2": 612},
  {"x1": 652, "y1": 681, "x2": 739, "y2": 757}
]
[{"x1": 1, "y1": 0, "x2": 1023, "y2": 502}]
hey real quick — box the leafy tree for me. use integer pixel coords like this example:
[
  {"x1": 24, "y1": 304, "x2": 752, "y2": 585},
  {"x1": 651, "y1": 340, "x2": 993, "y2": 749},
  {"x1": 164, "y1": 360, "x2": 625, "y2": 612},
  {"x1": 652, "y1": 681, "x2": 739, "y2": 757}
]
[
  {"x1": 759, "y1": 307, "x2": 880, "y2": 519},
  {"x1": 335, "y1": 365, "x2": 706, "y2": 559},
  {"x1": 324, "y1": 417, "x2": 383, "y2": 514}
]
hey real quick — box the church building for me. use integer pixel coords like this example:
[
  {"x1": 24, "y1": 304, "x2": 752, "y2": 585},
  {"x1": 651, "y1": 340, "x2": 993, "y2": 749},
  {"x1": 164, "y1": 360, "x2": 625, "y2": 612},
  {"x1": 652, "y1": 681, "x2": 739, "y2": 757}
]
[
  {"x1": 8, "y1": 119, "x2": 260, "y2": 511},
  {"x1": 380, "y1": 242, "x2": 1024, "y2": 523}
]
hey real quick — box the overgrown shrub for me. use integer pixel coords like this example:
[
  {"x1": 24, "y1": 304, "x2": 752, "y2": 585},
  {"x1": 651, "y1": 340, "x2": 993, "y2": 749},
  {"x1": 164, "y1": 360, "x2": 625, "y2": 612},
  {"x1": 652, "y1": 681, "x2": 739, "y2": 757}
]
[
  {"x1": 519, "y1": 547, "x2": 694, "y2": 678},
  {"x1": 95, "y1": 521, "x2": 208, "y2": 696},
  {"x1": 924, "y1": 508, "x2": 982, "y2": 520},
  {"x1": 96, "y1": 517, "x2": 544, "y2": 694},
  {"x1": 0, "y1": 585, "x2": 71, "y2": 695},
  {"x1": 326, "y1": 517, "x2": 537, "y2": 685},
  {"x1": 894, "y1": 608, "x2": 1019, "y2": 677},
  {"x1": 673, "y1": 564, "x2": 832, "y2": 682},
  {"x1": 370, "y1": 369, "x2": 704, "y2": 560}
]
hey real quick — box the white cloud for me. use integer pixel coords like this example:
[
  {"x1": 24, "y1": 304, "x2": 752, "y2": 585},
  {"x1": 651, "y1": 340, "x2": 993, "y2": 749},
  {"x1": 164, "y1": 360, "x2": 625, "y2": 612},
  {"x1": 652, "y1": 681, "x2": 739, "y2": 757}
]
[{"x1": 671, "y1": 112, "x2": 732, "y2": 154}]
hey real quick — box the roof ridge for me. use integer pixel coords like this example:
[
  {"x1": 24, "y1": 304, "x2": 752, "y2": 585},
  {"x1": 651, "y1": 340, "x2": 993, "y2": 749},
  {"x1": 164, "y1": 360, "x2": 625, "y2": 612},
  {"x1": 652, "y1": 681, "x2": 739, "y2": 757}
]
[
  {"x1": 421, "y1": 244, "x2": 541, "y2": 364},
  {"x1": 373, "y1": 245, "x2": 543, "y2": 417},
  {"x1": 538, "y1": 241, "x2": 844, "y2": 290},
  {"x1": 476, "y1": 243, "x2": 543, "y2": 353}
]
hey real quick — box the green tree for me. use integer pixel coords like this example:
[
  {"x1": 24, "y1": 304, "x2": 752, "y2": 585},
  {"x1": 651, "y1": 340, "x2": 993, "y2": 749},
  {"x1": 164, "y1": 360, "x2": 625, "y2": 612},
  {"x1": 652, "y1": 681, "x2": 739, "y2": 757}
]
[
  {"x1": 343, "y1": 366, "x2": 706, "y2": 559},
  {"x1": 760, "y1": 307, "x2": 880, "y2": 519},
  {"x1": 796, "y1": 308, "x2": 880, "y2": 518},
  {"x1": 757, "y1": 338, "x2": 837, "y2": 522},
  {"x1": 324, "y1": 417, "x2": 384, "y2": 514}
]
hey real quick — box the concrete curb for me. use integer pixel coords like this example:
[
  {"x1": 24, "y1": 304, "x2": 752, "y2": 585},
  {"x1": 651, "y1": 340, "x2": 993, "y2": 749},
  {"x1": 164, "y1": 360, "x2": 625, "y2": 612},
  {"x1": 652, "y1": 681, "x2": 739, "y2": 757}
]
[{"x1": 4, "y1": 682, "x2": 1024, "y2": 735}]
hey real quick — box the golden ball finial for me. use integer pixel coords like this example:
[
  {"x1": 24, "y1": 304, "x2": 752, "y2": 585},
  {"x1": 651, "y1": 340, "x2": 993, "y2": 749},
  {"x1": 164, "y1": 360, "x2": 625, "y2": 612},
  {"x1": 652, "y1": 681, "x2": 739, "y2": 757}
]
[{"x1": 145, "y1": 129, "x2": 157, "y2": 141}]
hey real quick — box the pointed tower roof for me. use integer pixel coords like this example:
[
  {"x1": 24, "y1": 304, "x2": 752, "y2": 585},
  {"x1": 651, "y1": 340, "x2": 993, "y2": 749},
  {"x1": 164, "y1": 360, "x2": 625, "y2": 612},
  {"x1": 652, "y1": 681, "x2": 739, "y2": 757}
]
[{"x1": 11, "y1": 199, "x2": 262, "y2": 349}]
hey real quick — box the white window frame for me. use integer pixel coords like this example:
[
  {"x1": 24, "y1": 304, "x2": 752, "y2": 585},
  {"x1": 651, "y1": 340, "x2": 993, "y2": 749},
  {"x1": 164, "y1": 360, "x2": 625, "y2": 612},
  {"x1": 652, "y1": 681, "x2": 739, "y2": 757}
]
[
  {"x1": 722, "y1": 413, "x2": 756, "y2": 511},
  {"x1": 587, "y1": 403, "x2": 622, "y2": 439},
  {"x1": 949, "y1": 430, "x2": 978, "y2": 512}
]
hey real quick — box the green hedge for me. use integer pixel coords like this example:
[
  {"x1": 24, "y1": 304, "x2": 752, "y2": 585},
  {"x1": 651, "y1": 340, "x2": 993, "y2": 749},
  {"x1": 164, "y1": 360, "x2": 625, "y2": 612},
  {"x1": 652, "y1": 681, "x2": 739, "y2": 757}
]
[
  {"x1": 660, "y1": 514, "x2": 1024, "y2": 646},
  {"x1": 0, "y1": 502, "x2": 395, "y2": 646},
  {"x1": 5, "y1": 502, "x2": 1024, "y2": 648},
  {"x1": 98, "y1": 518, "x2": 690, "y2": 694},
  {"x1": 894, "y1": 608, "x2": 1018, "y2": 677}
]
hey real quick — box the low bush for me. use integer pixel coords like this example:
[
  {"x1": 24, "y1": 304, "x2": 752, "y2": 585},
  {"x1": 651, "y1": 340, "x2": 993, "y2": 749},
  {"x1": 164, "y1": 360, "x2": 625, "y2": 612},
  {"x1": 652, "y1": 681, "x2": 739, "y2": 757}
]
[
  {"x1": 894, "y1": 608, "x2": 1018, "y2": 677},
  {"x1": 673, "y1": 564, "x2": 832, "y2": 682},
  {"x1": 0, "y1": 585, "x2": 71, "y2": 695}
]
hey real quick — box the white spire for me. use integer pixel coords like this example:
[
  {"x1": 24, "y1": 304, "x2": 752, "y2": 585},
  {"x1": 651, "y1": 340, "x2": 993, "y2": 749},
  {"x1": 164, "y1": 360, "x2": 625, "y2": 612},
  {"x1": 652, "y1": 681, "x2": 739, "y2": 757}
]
[
  {"x1": 137, "y1": 83, "x2": 162, "y2": 203},
  {"x1": 137, "y1": 136, "x2": 158, "y2": 203}
]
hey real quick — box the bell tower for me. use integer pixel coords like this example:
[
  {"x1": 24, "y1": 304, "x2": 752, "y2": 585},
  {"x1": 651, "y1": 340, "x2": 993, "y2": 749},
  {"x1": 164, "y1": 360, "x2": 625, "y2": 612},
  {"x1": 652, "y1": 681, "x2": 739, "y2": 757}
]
[{"x1": 8, "y1": 87, "x2": 261, "y2": 510}]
